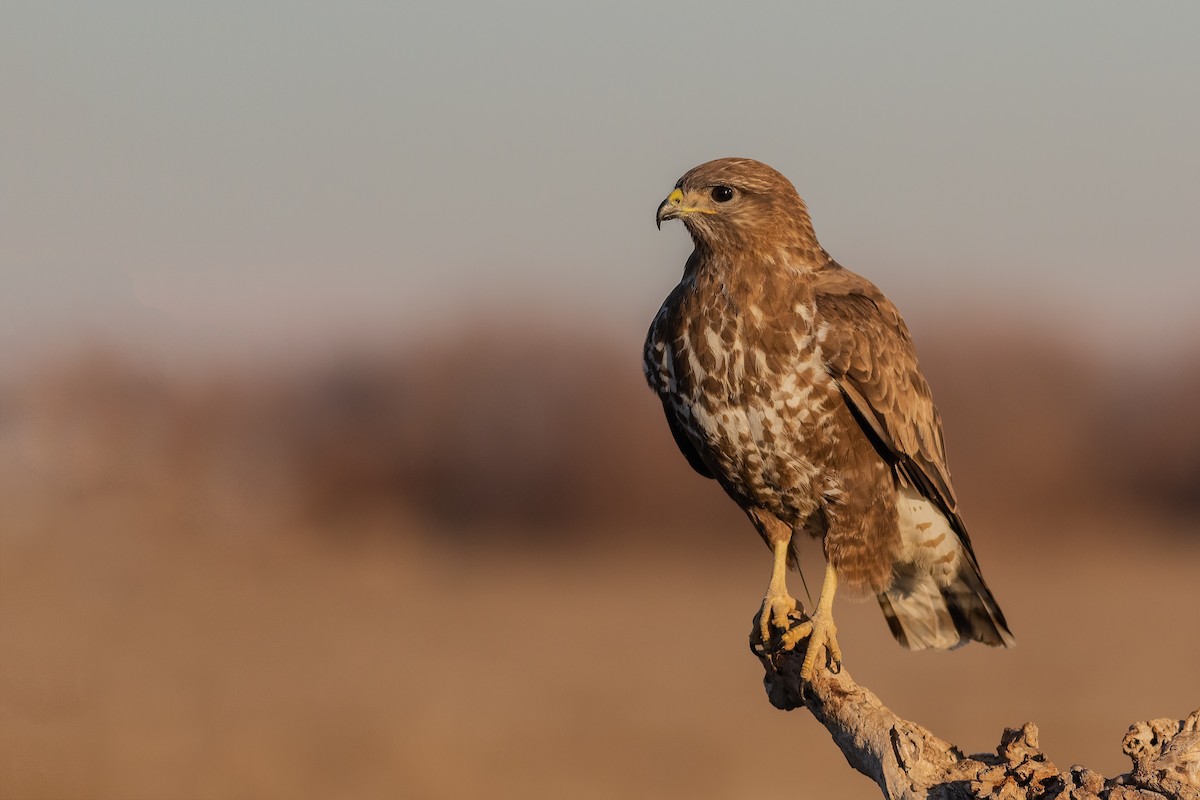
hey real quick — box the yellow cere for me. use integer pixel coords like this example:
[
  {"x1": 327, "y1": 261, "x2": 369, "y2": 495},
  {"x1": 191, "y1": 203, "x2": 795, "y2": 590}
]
[{"x1": 666, "y1": 186, "x2": 718, "y2": 216}]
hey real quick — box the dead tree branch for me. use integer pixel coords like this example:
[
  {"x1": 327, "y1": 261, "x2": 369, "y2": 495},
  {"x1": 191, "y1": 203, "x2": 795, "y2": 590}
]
[{"x1": 753, "y1": 635, "x2": 1199, "y2": 800}]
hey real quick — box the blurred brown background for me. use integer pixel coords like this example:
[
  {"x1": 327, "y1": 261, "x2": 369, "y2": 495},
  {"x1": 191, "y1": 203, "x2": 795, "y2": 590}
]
[
  {"x1": 3, "y1": 322, "x2": 1198, "y2": 799},
  {"x1": 3, "y1": 4, "x2": 1200, "y2": 799}
]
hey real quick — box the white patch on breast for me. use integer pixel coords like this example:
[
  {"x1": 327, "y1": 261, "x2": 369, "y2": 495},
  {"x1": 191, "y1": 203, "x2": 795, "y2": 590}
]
[
  {"x1": 752, "y1": 348, "x2": 768, "y2": 376},
  {"x1": 691, "y1": 401, "x2": 749, "y2": 442},
  {"x1": 895, "y1": 485, "x2": 961, "y2": 585},
  {"x1": 702, "y1": 327, "x2": 721, "y2": 353}
]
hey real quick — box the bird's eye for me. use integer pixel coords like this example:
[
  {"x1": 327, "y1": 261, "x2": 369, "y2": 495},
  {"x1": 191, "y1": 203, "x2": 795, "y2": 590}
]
[{"x1": 711, "y1": 186, "x2": 734, "y2": 203}]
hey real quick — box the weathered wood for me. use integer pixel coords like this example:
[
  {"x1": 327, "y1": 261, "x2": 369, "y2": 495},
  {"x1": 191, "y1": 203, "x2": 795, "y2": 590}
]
[{"x1": 753, "y1": 630, "x2": 1199, "y2": 799}]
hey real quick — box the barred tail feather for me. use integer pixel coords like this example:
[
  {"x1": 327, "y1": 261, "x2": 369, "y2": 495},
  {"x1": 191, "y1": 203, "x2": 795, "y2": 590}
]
[{"x1": 877, "y1": 560, "x2": 1015, "y2": 651}]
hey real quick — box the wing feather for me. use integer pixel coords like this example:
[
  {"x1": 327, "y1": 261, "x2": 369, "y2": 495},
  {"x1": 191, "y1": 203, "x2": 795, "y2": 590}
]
[
  {"x1": 644, "y1": 283, "x2": 716, "y2": 482},
  {"x1": 664, "y1": 402, "x2": 715, "y2": 479},
  {"x1": 812, "y1": 266, "x2": 965, "y2": 535}
]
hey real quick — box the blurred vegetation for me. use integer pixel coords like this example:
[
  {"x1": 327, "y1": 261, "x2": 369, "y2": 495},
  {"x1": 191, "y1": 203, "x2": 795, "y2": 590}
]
[{"x1": 4, "y1": 325, "x2": 1197, "y2": 542}]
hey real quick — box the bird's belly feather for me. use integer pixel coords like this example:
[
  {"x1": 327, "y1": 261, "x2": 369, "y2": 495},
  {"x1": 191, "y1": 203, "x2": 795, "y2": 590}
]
[{"x1": 665, "y1": 346, "x2": 837, "y2": 521}]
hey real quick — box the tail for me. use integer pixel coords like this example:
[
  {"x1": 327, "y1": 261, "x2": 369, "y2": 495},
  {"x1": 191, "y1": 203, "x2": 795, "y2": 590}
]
[{"x1": 877, "y1": 557, "x2": 1015, "y2": 651}]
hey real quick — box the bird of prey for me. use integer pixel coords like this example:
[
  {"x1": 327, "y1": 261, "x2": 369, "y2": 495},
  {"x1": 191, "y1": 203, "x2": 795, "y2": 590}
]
[{"x1": 645, "y1": 158, "x2": 1014, "y2": 679}]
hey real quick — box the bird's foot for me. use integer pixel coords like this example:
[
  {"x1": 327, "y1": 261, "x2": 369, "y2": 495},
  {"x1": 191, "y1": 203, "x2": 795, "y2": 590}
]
[
  {"x1": 753, "y1": 591, "x2": 805, "y2": 649},
  {"x1": 781, "y1": 606, "x2": 841, "y2": 680}
]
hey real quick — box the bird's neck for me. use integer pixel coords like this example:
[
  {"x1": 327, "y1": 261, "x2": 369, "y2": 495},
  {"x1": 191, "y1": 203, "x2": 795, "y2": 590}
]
[
  {"x1": 687, "y1": 238, "x2": 833, "y2": 284},
  {"x1": 680, "y1": 249, "x2": 827, "y2": 332}
]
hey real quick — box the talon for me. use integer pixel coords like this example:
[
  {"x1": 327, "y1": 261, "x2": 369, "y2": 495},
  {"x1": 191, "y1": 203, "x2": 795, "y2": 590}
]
[
  {"x1": 826, "y1": 627, "x2": 843, "y2": 673},
  {"x1": 797, "y1": 613, "x2": 840, "y2": 681},
  {"x1": 775, "y1": 561, "x2": 843, "y2": 681},
  {"x1": 758, "y1": 592, "x2": 802, "y2": 646},
  {"x1": 780, "y1": 619, "x2": 812, "y2": 650}
]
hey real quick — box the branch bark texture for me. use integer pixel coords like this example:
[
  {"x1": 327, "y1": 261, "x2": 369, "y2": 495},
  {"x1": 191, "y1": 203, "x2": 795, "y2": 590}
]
[{"x1": 754, "y1": 640, "x2": 1199, "y2": 800}]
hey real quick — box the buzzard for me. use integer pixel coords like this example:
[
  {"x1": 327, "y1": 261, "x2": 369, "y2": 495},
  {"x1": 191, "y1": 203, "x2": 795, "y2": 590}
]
[{"x1": 645, "y1": 158, "x2": 1014, "y2": 679}]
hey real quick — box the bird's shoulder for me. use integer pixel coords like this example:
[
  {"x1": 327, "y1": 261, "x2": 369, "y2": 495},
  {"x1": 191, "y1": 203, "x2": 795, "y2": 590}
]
[
  {"x1": 810, "y1": 263, "x2": 902, "y2": 329},
  {"x1": 809, "y1": 262, "x2": 915, "y2": 384}
]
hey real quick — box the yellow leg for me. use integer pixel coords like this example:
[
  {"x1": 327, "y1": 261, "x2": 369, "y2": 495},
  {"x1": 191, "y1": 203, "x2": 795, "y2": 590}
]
[
  {"x1": 758, "y1": 538, "x2": 802, "y2": 644},
  {"x1": 781, "y1": 561, "x2": 842, "y2": 680}
]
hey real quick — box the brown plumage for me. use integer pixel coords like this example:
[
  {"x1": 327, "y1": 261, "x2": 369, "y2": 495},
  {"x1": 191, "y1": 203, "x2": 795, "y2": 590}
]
[{"x1": 645, "y1": 158, "x2": 1013, "y2": 672}]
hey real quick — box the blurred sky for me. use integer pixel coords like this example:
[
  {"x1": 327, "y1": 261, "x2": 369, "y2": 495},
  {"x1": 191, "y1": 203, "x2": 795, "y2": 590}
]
[{"x1": 3, "y1": 2, "x2": 1198, "y2": 368}]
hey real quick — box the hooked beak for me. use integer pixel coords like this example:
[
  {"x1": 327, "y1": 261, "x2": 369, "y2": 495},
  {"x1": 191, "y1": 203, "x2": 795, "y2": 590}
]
[{"x1": 655, "y1": 188, "x2": 684, "y2": 229}]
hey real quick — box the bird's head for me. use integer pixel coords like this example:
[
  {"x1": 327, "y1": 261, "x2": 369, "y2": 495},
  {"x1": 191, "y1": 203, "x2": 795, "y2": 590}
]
[{"x1": 656, "y1": 158, "x2": 820, "y2": 254}]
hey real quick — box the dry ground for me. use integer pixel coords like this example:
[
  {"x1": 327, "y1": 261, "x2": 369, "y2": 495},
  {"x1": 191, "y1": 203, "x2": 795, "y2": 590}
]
[{"x1": 3, "y1": 482, "x2": 1197, "y2": 799}]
